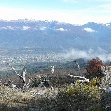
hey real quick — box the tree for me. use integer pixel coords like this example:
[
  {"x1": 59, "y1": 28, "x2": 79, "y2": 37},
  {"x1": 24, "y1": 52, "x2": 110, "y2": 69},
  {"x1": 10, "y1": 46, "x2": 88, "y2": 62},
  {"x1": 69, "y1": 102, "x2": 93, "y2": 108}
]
[{"x1": 86, "y1": 57, "x2": 105, "y2": 79}]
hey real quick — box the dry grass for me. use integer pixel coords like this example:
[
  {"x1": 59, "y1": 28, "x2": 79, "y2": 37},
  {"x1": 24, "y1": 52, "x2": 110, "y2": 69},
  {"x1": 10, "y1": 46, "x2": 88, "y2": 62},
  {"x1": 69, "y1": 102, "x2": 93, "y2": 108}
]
[
  {"x1": 0, "y1": 82, "x2": 104, "y2": 111},
  {"x1": 0, "y1": 85, "x2": 58, "y2": 110}
]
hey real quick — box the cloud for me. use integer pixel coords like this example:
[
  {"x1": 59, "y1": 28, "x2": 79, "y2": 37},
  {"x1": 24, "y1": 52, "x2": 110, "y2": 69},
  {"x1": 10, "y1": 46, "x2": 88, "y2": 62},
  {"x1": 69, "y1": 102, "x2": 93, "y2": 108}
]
[
  {"x1": 0, "y1": 5, "x2": 111, "y2": 25},
  {"x1": 60, "y1": 48, "x2": 111, "y2": 62},
  {"x1": 62, "y1": 0, "x2": 111, "y2": 5}
]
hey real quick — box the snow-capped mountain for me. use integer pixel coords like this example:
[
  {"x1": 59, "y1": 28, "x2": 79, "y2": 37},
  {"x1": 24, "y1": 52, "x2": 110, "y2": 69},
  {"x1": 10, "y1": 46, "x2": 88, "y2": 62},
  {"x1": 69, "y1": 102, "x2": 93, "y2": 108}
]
[{"x1": 0, "y1": 20, "x2": 111, "y2": 51}]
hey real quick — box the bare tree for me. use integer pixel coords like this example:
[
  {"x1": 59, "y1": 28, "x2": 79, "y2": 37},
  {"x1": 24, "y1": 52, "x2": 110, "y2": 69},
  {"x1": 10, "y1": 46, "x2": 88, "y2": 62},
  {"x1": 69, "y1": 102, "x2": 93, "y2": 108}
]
[
  {"x1": 51, "y1": 66, "x2": 55, "y2": 74},
  {"x1": 74, "y1": 61, "x2": 80, "y2": 70},
  {"x1": 7, "y1": 63, "x2": 27, "y2": 89}
]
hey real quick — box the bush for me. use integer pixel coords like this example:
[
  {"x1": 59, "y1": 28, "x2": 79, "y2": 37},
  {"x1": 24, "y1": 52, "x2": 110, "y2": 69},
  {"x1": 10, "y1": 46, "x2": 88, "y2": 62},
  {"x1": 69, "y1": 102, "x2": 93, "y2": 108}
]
[
  {"x1": 55, "y1": 82, "x2": 103, "y2": 111},
  {"x1": 30, "y1": 82, "x2": 104, "y2": 111}
]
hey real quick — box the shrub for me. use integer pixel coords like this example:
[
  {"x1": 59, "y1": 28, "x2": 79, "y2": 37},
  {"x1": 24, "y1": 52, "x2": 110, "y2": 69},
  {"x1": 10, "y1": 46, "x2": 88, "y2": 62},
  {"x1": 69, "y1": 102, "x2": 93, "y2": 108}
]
[
  {"x1": 30, "y1": 82, "x2": 104, "y2": 111},
  {"x1": 55, "y1": 82, "x2": 103, "y2": 111},
  {"x1": 89, "y1": 77, "x2": 101, "y2": 87}
]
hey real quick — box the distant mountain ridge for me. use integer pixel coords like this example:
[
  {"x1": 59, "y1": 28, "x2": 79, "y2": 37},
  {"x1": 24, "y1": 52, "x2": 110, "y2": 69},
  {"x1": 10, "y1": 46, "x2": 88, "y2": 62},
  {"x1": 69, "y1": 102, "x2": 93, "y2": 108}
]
[{"x1": 0, "y1": 20, "x2": 111, "y2": 52}]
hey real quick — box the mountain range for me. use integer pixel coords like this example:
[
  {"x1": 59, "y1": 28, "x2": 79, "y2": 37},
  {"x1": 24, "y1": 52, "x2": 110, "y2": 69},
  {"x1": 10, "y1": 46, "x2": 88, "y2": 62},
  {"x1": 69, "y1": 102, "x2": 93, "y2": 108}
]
[{"x1": 0, "y1": 19, "x2": 111, "y2": 52}]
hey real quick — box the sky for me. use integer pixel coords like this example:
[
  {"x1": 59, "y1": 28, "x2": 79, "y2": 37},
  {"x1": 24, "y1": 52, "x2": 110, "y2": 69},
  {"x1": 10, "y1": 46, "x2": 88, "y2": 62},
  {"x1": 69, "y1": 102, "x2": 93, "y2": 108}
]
[{"x1": 0, "y1": 0, "x2": 111, "y2": 24}]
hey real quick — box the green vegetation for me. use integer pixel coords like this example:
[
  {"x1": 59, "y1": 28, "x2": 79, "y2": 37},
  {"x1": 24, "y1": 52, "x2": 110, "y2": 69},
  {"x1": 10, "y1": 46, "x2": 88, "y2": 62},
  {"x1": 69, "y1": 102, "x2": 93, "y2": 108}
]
[{"x1": 0, "y1": 80, "x2": 108, "y2": 111}]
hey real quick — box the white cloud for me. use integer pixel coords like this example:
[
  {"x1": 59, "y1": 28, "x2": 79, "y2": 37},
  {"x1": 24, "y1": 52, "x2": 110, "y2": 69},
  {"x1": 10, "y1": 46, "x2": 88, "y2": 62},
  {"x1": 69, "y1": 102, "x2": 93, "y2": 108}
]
[
  {"x1": 84, "y1": 27, "x2": 96, "y2": 32},
  {"x1": 0, "y1": 6, "x2": 111, "y2": 25},
  {"x1": 98, "y1": 4, "x2": 111, "y2": 10},
  {"x1": 60, "y1": 48, "x2": 111, "y2": 62}
]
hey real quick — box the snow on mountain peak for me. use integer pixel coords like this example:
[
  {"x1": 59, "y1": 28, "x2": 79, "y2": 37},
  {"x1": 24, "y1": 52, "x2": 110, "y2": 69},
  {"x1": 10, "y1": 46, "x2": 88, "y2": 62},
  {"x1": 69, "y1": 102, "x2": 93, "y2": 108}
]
[
  {"x1": 39, "y1": 26, "x2": 47, "y2": 30},
  {"x1": 22, "y1": 26, "x2": 30, "y2": 30},
  {"x1": 105, "y1": 23, "x2": 110, "y2": 26},
  {"x1": 56, "y1": 28, "x2": 67, "y2": 31},
  {"x1": 84, "y1": 27, "x2": 96, "y2": 32}
]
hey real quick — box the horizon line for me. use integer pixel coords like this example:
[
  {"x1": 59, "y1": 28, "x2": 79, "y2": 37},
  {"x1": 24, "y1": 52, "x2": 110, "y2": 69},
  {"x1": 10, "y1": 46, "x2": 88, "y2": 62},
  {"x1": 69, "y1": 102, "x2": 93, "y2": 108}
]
[{"x1": 0, "y1": 18, "x2": 110, "y2": 25}]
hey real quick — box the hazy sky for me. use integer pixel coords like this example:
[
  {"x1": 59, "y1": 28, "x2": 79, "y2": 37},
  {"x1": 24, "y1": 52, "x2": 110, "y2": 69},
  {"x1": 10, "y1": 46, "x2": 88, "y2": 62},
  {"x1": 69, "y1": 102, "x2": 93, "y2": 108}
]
[{"x1": 0, "y1": 0, "x2": 111, "y2": 24}]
